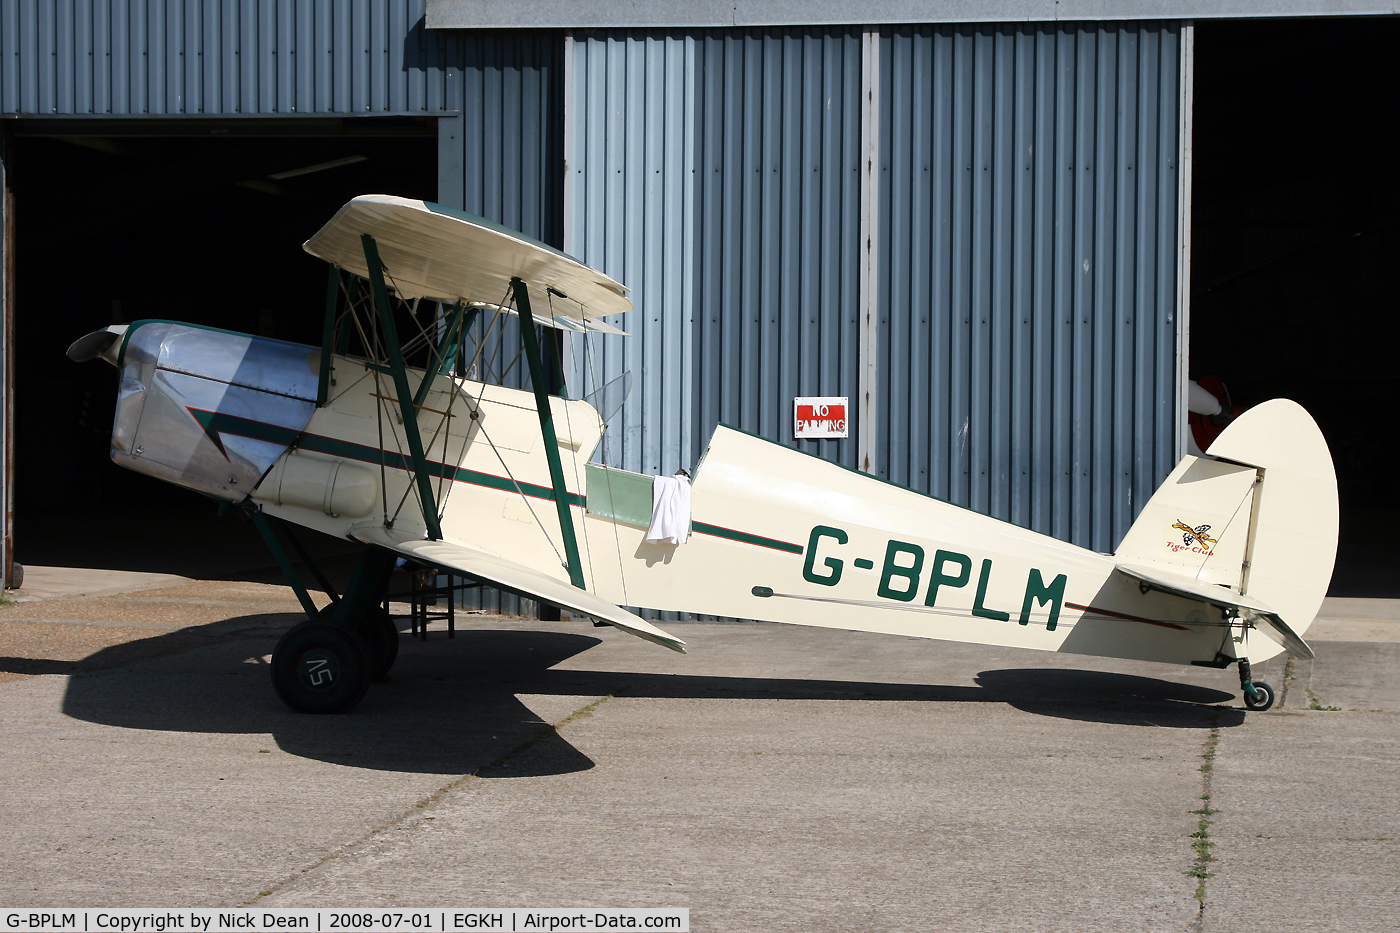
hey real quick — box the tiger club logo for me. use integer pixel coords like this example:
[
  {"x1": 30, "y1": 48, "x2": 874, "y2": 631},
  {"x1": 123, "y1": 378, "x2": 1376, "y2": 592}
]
[{"x1": 1167, "y1": 520, "x2": 1217, "y2": 556}]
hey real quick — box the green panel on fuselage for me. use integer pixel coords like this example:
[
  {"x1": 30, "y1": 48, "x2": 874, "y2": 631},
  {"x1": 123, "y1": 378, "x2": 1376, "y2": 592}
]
[{"x1": 585, "y1": 464, "x2": 653, "y2": 528}]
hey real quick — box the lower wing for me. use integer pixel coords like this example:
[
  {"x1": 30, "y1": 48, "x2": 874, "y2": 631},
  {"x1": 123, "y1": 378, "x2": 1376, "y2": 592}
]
[{"x1": 350, "y1": 523, "x2": 687, "y2": 653}]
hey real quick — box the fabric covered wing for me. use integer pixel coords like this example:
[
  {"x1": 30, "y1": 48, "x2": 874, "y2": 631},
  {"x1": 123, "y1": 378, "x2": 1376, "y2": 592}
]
[
  {"x1": 303, "y1": 195, "x2": 632, "y2": 319},
  {"x1": 349, "y1": 524, "x2": 686, "y2": 653}
]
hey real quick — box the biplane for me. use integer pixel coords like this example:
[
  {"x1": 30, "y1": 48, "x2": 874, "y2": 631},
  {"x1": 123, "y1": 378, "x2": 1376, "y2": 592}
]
[{"x1": 67, "y1": 195, "x2": 1338, "y2": 714}]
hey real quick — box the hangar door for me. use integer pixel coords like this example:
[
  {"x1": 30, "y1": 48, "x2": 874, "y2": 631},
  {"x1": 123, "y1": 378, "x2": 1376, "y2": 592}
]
[
  {"x1": 567, "y1": 28, "x2": 865, "y2": 478},
  {"x1": 1191, "y1": 17, "x2": 1400, "y2": 596},
  {"x1": 878, "y1": 23, "x2": 1183, "y2": 555},
  {"x1": 566, "y1": 22, "x2": 1183, "y2": 558},
  {"x1": 0, "y1": 0, "x2": 565, "y2": 589}
]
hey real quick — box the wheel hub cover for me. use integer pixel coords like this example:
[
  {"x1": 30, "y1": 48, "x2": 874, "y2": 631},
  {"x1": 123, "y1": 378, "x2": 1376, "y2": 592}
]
[{"x1": 297, "y1": 648, "x2": 341, "y2": 691}]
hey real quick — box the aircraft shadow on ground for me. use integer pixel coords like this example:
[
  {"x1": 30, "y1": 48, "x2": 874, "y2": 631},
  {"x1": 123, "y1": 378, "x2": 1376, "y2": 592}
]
[{"x1": 53, "y1": 619, "x2": 1244, "y2": 776}]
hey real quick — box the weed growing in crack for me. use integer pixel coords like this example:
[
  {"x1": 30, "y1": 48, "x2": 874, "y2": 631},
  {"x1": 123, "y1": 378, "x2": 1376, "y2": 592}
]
[
  {"x1": 1187, "y1": 714, "x2": 1223, "y2": 909},
  {"x1": 1305, "y1": 685, "x2": 1341, "y2": 711}
]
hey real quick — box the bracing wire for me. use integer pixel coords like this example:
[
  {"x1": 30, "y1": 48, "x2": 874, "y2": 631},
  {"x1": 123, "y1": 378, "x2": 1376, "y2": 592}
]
[
  {"x1": 754, "y1": 589, "x2": 1257, "y2": 632},
  {"x1": 468, "y1": 282, "x2": 515, "y2": 384},
  {"x1": 430, "y1": 290, "x2": 570, "y2": 568},
  {"x1": 585, "y1": 328, "x2": 631, "y2": 608},
  {"x1": 372, "y1": 366, "x2": 390, "y2": 526},
  {"x1": 428, "y1": 305, "x2": 465, "y2": 515},
  {"x1": 1191, "y1": 478, "x2": 1260, "y2": 582}
]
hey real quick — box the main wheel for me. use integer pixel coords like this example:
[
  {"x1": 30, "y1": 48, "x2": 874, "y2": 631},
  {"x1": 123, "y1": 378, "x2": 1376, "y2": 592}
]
[
  {"x1": 1243, "y1": 681, "x2": 1276, "y2": 712},
  {"x1": 359, "y1": 606, "x2": 399, "y2": 682},
  {"x1": 271, "y1": 621, "x2": 372, "y2": 714},
  {"x1": 317, "y1": 604, "x2": 399, "y2": 681}
]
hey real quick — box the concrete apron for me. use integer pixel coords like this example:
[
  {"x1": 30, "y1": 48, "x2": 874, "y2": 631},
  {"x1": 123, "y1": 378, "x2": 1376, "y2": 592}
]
[{"x1": 0, "y1": 579, "x2": 1395, "y2": 932}]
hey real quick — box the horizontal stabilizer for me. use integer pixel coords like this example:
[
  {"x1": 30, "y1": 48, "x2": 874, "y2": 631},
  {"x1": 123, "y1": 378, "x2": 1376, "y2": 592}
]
[
  {"x1": 1116, "y1": 563, "x2": 1276, "y2": 614},
  {"x1": 1249, "y1": 614, "x2": 1314, "y2": 662},
  {"x1": 1115, "y1": 563, "x2": 1314, "y2": 660},
  {"x1": 349, "y1": 524, "x2": 686, "y2": 653}
]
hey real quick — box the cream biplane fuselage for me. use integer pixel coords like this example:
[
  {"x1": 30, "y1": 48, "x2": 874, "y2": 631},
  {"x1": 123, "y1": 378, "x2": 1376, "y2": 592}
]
[{"x1": 68, "y1": 196, "x2": 1338, "y2": 714}]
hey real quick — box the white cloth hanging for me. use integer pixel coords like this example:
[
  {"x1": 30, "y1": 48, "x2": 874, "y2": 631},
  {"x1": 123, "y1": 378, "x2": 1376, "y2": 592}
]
[{"x1": 646, "y1": 473, "x2": 692, "y2": 545}]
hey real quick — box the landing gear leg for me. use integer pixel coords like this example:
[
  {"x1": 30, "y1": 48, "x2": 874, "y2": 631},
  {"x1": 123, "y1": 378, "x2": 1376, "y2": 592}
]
[
  {"x1": 1238, "y1": 658, "x2": 1276, "y2": 712},
  {"x1": 326, "y1": 547, "x2": 400, "y2": 682},
  {"x1": 266, "y1": 543, "x2": 398, "y2": 713}
]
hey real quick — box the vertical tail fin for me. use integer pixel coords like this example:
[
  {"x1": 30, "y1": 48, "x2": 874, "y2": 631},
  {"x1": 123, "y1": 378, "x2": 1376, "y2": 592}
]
[{"x1": 1114, "y1": 399, "x2": 1338, "y2": 640}]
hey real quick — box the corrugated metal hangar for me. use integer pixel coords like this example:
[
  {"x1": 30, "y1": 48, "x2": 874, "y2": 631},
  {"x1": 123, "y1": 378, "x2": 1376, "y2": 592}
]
[{"x1": 0, "y1": 1, "x2": 1394, "y2": 605}]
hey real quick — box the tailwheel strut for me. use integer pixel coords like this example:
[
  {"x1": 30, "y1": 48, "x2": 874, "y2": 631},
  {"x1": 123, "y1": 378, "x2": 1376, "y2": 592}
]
[{"x1": 1238, "y1": 658, "x2": 1276, "y2": 712}]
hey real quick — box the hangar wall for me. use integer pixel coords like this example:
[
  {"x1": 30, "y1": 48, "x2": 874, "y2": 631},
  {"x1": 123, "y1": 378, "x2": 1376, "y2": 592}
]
[
  {"x1": 0, "y1": 5, "x2": 1187, "y2": 600},
  {"x1": 878, "y1": 23, "x2": 1182, "y2": 553},
  {"x1": 566, "y1": 20, "x2": 1183, "y2": 558},
  {"x1": 567, "y1": 28, "x2": 864, "y2": 477},
  {"x1": 0, "y1": 0, "x2": 453, "y2": 116},
  {"x1": 0, "y1": 0, "x2": 559, "y2": 242},
  {"x1": 0, "y1": 1, "x2": 563, "y2": 608}
]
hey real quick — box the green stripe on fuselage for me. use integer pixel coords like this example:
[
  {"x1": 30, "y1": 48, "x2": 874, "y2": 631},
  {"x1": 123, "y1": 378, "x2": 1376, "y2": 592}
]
[
  {"x1": 187, "y1": 408, "x2": 583, "y2": 507},
  {"x1": 692, "y1": 521, "x2": 804, "y2": 555},
  {"x1": 189, "y1": 410, "x2": 809, "y2": 554}
]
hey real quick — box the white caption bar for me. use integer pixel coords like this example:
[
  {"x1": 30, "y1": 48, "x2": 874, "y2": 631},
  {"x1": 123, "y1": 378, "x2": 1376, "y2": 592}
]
[{"x1": 0, "y1": 911, "x2": 688, "y2": 933}]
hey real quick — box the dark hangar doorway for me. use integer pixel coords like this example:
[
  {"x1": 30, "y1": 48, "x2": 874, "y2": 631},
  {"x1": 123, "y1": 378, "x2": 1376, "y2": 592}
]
[
  {"x1": 7, "y1": 122, "x2": 437, "y2": 575},
  {"x1": 1190, "y1": 17, "x2": 1400, "y2": 597}
]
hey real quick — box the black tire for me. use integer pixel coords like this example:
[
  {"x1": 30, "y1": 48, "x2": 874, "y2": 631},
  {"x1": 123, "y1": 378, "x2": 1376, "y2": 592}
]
[
  {"x1": 317, "y1": 604, "x2": 399, "y2": 681},
  {"x1": 360, "y1": 607, "x2": 399, "y2": 681},
  {"x1": 1243, "y1": 681, "x2": 1276, "y2": 712},
  {"x1": 271, "y1": 621, "x2": 372, "y2": 714}
]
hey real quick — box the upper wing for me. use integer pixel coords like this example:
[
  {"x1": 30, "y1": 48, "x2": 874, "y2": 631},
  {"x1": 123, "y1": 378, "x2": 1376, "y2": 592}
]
[
  {"x1": 349, "y1": 523, "x2": 686, "y2": 654},
  {"x1": 303, "y1": 195, "x2": 632, "y2": 319},
  {"x1": 1115, "y1": 563, "x2": 1314, "y2": 660}
]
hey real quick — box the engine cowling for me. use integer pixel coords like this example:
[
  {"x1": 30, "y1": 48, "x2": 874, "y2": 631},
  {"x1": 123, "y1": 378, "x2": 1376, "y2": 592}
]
[{"x1": 73, "y1": 320, "x2": 321, "y2": 502}]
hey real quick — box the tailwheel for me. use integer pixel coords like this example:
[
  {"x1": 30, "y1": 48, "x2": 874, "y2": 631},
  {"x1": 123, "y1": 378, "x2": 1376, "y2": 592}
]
[
  {"x1": 318, "y1": 604, "x2": 399, "y2": 682},
  {"x1": 1243, "y1": 681, "x2": 1276, "y2": 712},
  {"x1": 271, "y1": 621, "x2": 372, "y2": 714},
  {"x1": 1236, "y1": 657, "x2": 1276, "y2": 712}
]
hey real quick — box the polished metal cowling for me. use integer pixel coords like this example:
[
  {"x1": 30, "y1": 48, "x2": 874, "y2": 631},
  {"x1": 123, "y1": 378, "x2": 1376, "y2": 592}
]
[{"x1": 112, "y1": 321, "x2": 318, "y2": 502}]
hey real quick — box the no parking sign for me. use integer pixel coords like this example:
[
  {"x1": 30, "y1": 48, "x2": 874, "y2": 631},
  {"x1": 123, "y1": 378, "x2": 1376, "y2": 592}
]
[{"x1": 794, "y1": 397, "x2": 848, "y2": 439}]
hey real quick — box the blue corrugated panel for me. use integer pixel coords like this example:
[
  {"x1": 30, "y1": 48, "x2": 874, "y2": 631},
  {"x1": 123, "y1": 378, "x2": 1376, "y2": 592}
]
[
  {"x1": 0, "y1": 0, "x2": 454, "y2": 115},
  {"x1": 569, "y1": 27, "x2": 863, "y2": 477},
  {"x1": 878, "y1": 22, "x2": 1180, "y2": 554},
  {"x1": 434, "y1": 31, "x2": 565, "y2": 617},
  {"x1": 438, "y1": 31, "x2": 564, "y2": 407},
  {"x1": 568, "y1": 31, "x2": 697, "y2": 475},
  {"x1": 694, "y1": 28, "x2": 864, "y2": 470},
  {"x1": 0, "y1": 4, "x2": 565, "y2": 617}
]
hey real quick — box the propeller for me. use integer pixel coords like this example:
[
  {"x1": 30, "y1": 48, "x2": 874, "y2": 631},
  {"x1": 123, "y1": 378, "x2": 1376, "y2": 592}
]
[{"x1": 66, "y1": 325, "x2": 127, "y2": 365}]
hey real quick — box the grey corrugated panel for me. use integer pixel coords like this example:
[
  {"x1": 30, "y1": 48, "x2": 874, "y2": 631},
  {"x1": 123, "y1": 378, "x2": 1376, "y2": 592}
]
[
  {"x1": 567, "y1": 31, "x2": 696, "y2": 476},
  {"x1": 878, "y1": 21, "x2": 1180, "y2": 554},
  {"x1": 438, "y1": 30, "x2": 564, "y2": 406},
  {"x1": 428, "y1": 0, "x2": 1394, "y2": 28},
  {"x1": 431, "y1": 30, "x2": 565, "y2": 617},
  {"x1": 569, "y1": 28, "x2": 862, "y2": 478},
  {"x1": 0, "y1": 0, "x2": 458, "y2": 116},
  {"x1": 565, "y1": 27, "x2": 860, "y2": 624}
]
